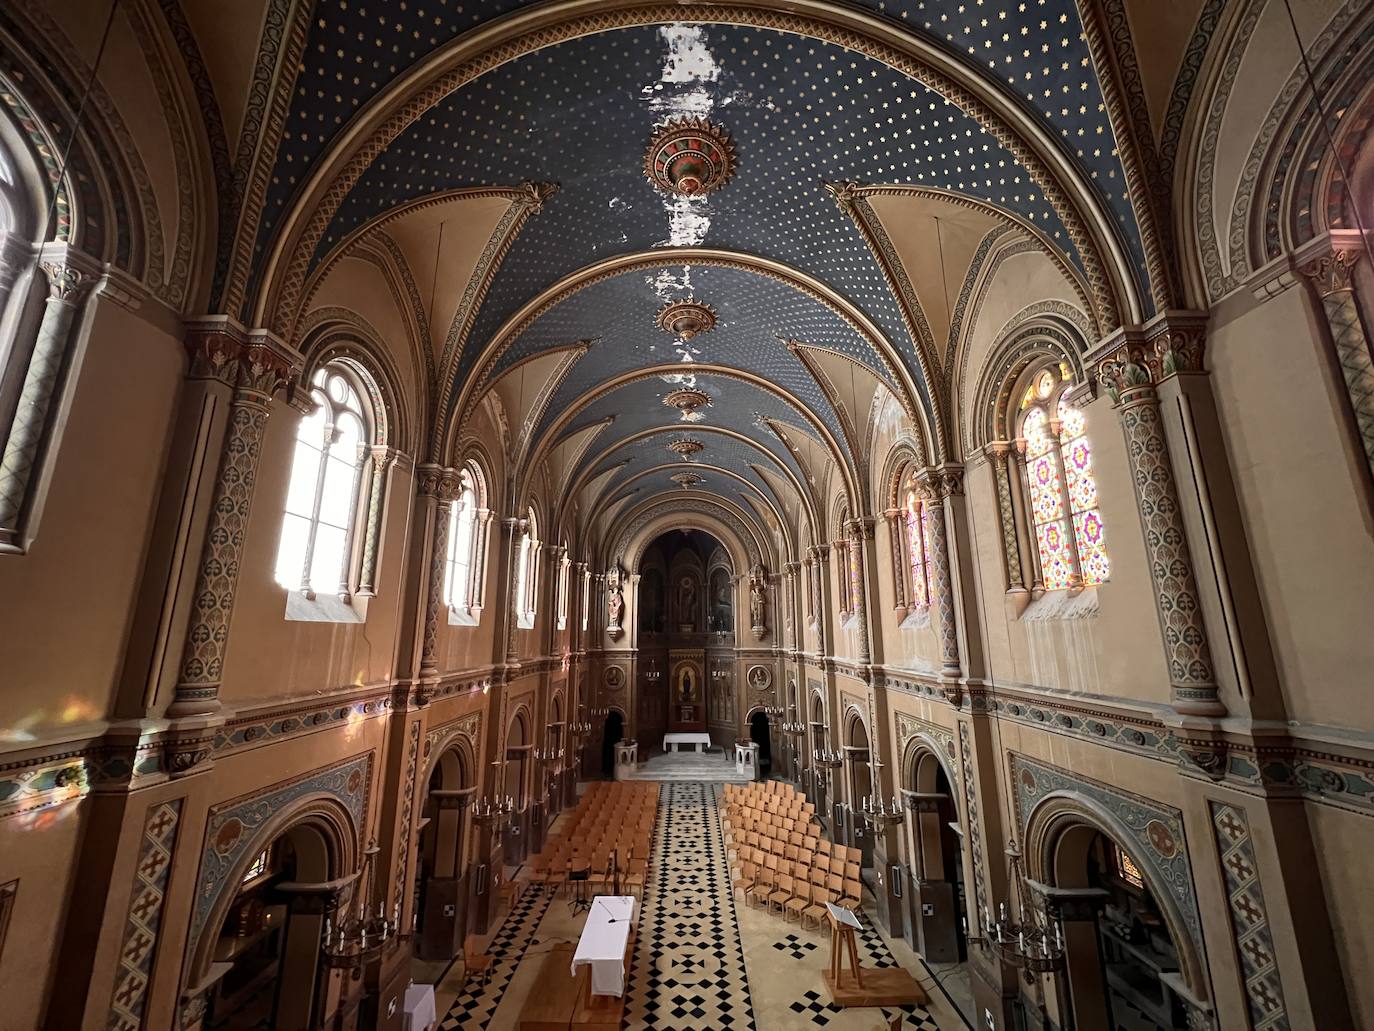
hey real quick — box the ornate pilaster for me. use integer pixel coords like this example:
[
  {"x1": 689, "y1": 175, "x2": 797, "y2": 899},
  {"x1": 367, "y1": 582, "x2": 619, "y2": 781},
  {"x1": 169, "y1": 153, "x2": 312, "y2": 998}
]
[
  {"x1": 1095, "y1": 315, "x2": 1223, "y2": 716},
  {"x1": 917, "y1": 469, "x2": 961, "y2": 678},
  {"x1": 986, "y1": 443, "x2": 1026, "y2": 593},
  {"x1": 503, "y1": 517, "x2": 528, "y2": 663},
  {"x1": 0, "y1": 248, "x2": 99, "y2": 544},
  {"x1": 1300, "y1": 242, "x2": 1374, "y2": 487},
  {"x1": 844, "y1": 517, "x2": 876, "y2": 665},
  {"x1": 356, "y1": 446, "x2": 401, "y2": 597},
  {"x1": 883, "y1": 508, "x2": 909, "y2": 619},
  {"x1": 417, "y1": 464, "x2": 462, "y2": 682},
  {"x1": 167, "y1": 328, "x2": 297, "y2": 723}
]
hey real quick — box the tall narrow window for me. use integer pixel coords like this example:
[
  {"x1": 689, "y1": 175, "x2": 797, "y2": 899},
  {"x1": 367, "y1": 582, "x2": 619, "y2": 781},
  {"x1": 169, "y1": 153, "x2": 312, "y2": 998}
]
[
  {"x1": 902, "y1": 488, "x2": 930, "y2": 609},
  {"x1": 274, "y1": 364, "x2": 372, "y2": 596},
  {"x1": 580, "y1": 565, "x2": 591, "y2": 632},
  {"x1": 444, "y1": 473, "x2": 477, "y2": 615},
  {"x1": 556, "y1": 542, "x2": 570, "y2": 630},
  {"x1": 514, "y1": 507, "x2": 539, "y2": 628},
  {"x1": 1017, "y1": 366, "x2": 1109, "y2": 591},
  {"x1": 1057, "y1": 396, "x2": 1110, "y2": 585}
]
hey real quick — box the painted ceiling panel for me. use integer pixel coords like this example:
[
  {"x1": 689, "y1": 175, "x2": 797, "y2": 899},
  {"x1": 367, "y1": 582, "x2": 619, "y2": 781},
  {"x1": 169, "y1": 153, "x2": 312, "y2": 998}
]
[
  {"x1": 559, "y1": 373, "x2": 815, "y2": 486},
  {"x1": 296, "y1": 24, "x2": 1104, "y2": 410},
  {"x1": 586, "y1": 429, "x2": 790, "y2": 507}
]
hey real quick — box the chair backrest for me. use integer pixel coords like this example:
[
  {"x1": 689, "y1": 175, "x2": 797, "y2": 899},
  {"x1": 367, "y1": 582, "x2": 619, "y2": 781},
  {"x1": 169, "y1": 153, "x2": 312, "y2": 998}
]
[
  {"x1": 827, "y1": 873, "x2": 844, "y2": 894},
  {"x1": 844, "y1": 862, "x2": 861, "y2": 881},
  {"x1": 765, "y1": 853, "x2": 779, "y2": 872},
  {"x1": 816, "y1": 854, "x2": 831, "y2": 873},
  {"x1": 784, "y1": 844, "x2": 799, "y2": 862},
  {"x1": 776, "y1": 874, "x2": 792, "y2": 895}
]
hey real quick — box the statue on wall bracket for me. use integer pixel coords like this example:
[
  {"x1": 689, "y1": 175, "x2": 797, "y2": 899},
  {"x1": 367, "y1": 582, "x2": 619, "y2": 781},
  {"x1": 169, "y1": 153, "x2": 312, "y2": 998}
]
[
  {"x1": 749, "y1": 563, "x2": 768, "y2": 641},
  {"x1": 606, "y1": 563, "x2": 624, "y2": 640}
]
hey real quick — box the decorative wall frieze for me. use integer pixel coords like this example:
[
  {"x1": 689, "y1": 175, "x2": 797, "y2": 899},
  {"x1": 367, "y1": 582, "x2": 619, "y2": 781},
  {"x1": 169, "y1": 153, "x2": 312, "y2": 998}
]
[
  {"x1": 424, "y1": 710, "x2": 484, "y2": 768},
  {"x1": 108, "y1": 798, "x2": 183, "y2": 1030},
  {"x1": 393, "y1": 722, "x2": 422, "y2": 914},
  {"x1": 894, "y1": 711, "x2": 957, "y2": 781},
  {"x1": 957, "y1": 722, "x2": 989, "y2": 942},
  {"x1": 1208, "y1": 801, "x2": 1291, "y2": 1031},
  {"x1": 1012, "y1": 752, "x2": 1204, "y2": 956},
  {"x1": 212, "y1": 687, "x2": 396, "y2": 754},
  {"x1": 189, "y1": 752, "x2": 373, "y2": 968}
]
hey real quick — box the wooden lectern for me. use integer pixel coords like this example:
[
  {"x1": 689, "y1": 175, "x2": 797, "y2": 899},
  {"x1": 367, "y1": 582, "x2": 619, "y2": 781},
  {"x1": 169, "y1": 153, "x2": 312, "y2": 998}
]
[{"x1": 820, "y1": 904, "x2": 927, "y2": 1009}]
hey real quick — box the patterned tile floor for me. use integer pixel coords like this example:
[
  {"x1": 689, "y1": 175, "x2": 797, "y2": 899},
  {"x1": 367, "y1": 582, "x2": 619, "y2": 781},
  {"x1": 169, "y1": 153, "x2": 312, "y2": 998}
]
[{"x1": 432, "y1": 782, "x2": 962, "y2": 1030}]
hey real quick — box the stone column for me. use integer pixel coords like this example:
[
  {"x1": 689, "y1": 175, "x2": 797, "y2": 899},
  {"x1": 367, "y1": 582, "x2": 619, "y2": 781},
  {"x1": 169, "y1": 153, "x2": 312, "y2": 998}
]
[
  {"x1": 1300, "y1": 241, "x2": 1374, "y2": 489},
  {"x1": 883, "y1": 508, "x2": 909, "y2": 621},
  {"x1": 167, "y1": 331, "x2": 296, "y2": 723},
  {"x1": 1095, "y1": 322, "x2": 1223, "y2": 716},
  {"x1": 356, "y1": 446, "x2": 400, "y2": 597},
  {"x1": 916, "y1": 470, "x2": 961, "y2": 679},
  {"x1": 986, "y1": 444, "x2": 1027, "y2": 594},
  {"x1": 416, "y1": 464, "x2": 461, "y2": 690},
  {"x1": 0, "y1": 249, "x2": 99, "y2": 545},
  {"x1": 843, "y1": 517, "x2": 876, "y2": 666}
]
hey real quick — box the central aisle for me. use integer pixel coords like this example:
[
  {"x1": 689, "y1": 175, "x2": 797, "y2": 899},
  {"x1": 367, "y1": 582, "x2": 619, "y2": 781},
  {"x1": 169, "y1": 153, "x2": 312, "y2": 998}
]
[{"x1": 436, "y1": 783, "x2": 957, "y2": 1030}]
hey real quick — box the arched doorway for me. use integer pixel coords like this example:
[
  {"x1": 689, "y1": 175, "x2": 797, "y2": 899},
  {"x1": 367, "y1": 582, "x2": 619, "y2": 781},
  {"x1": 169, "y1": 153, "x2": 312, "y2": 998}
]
[
  {"x1": 902, "y1": 743, "x2": 967, "y2": 971},
  {"x1": 204, "y1": 822, "x2": 338, "y2": 1030},
  {"x1": 416, "y1": 742, "x2": 475, "y2": 961},
  {"x1": 504, "y1": 710, "x2": 531, "y2": 863},
  {"x1": 846, "y1": 713, "x2": 874, "y2": 867},
  {"x1": 600, "y1": 710, "x2": 624, "y2": 776},
  {"x1": 749, "y1": 709, "x2": 772, "y2": 774},
  {"x1": 1047, "y1": 822, "x2": 1195, "y2": 1030}
]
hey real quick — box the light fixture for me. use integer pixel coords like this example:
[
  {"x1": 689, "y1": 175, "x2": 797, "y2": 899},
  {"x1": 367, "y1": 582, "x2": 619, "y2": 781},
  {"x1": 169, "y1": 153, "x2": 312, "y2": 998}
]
[
  {"x1": 321, "y1": 840, "x2": 398, "y2": 970},
  {"x1": 972, "y1": 840, "x2": 1066, "y2": 976}
]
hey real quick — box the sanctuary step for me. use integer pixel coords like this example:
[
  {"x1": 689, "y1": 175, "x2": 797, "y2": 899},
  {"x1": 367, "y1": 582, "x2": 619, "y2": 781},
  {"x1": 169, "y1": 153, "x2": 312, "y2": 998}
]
[{"x1": 622, "y1": 749, "x2": 754, "y2": 783}]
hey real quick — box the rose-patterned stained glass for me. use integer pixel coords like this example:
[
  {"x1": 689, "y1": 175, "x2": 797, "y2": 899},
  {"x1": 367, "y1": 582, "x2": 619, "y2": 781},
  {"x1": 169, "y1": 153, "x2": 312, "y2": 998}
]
[
  {"x1": 1057, "y1": 396, "x2": 1110, "y2": 586},
  {"x1": 904, "y1": 491, "x2": 928, "y2": 608},
  {"x1": 1024, "y1": 407, "x2": 1073, "y2": 590}
]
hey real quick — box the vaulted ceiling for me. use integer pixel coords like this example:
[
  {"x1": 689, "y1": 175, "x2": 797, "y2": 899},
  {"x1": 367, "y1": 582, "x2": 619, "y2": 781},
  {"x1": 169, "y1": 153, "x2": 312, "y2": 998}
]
[{"x1": 241, "y1": 0, "x2": 1152, "y2": 555}]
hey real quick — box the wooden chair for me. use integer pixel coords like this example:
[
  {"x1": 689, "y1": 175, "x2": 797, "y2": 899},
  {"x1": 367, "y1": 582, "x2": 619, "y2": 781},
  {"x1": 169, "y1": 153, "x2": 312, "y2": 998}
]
[
  {"x1": 784, "y1": 882, "x2": 811, "y2": 924},
  {"x1": 840, "y1": 878, "x2": 863, "y2": 912},
  {"x1": 769, "y1": 874, "x2": 795, "y2": 915},
  {"x1": 784, "y1": 843, "x2": 800, "y2": 863},
  {"x1": 802, "y1": 883, "x2": 833, "y2": 931},
  {"x1": 461, "y1": 935, "x2": 495, "y2": 988},
  {"x1": 815, "y1": 853, "x2": 831, "y2": 874},
  {"x1": 844, "y1": 861, "x2": 861, "y2": 882},
  {"x1": 747, "y1": 866, "x2": 776, "y2": 908}
]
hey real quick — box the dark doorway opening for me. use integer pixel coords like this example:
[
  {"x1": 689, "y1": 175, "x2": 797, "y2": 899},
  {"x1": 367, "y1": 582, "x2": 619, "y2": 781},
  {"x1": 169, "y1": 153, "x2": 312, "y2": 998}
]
[
  {"x1": 600, "y1": 711, "x2": 624, "y2": 777},
  {"x1": 749, "y1": 710, "x2": 772, "y2": 774}
]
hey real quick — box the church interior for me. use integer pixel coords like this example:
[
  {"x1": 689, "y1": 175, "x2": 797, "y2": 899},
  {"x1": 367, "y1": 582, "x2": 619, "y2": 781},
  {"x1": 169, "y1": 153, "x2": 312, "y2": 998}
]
[{"x1": 2, "y1": 0, "x2": 1374, "y2": 1028}]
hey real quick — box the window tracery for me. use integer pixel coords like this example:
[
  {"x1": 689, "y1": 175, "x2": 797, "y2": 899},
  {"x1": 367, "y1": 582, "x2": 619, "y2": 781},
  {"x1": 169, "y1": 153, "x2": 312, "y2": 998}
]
[
  {"x1": 1015, "y1": 364, "x2": 1109, "y2": 592},
  {"x1": 274, "y1": 363, "x2": 377, "y2": 599}
]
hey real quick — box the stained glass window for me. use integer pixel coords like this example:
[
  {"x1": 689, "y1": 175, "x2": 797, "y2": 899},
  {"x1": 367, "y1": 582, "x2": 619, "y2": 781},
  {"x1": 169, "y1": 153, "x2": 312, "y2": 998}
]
[
  {"x1": 1111, "y1": 843, "x2": 1144, "y2": 890},
  {"x1": 1057, "y1": 396, "x2": 1110, "y2": 586},
  {"x1": 1024, "y1": 407, "x2": 1074, "y2": 590},
  {"x1": 242, "y1": 848, "x2": 270, "y2": 885},
  {"x1": 904, "y1": 490, "x2": 929, "y2": 609}
]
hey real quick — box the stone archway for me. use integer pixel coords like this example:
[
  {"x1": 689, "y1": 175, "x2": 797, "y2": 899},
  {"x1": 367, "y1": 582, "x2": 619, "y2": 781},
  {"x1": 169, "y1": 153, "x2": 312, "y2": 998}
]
[
  {"x1": 416, "y1": 736, "x2": 477, "y2": 961},
  {"x1": 901, "y1": 739, "x2": 966, "y2": 966}
]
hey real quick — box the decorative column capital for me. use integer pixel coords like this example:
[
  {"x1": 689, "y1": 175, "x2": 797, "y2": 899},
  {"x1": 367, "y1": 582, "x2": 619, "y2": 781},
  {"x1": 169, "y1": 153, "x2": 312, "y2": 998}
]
[
  {"x1": 1299, "y1": 242, "x2": 1362, "y2": 297},
  {"x1": 843, "y1": 516, "x2": 875, "y2": 541},
  {"x1": 1092, "y1": 311, "x2": 1208, "y2": 404},
  {"x1": 416, "y1": 463, "x2": 462, "y2": 501},
  {"x1": 545, "y1": 544, "x2": 567, "y2": 563},
  {"x1": 40, "y1": 256, "x2": 98, "y2": 306},
  {"x1": 985, "y1": 440, "x2": 1012, "y2": 461},
  {"x1": 183, "y1": 319, "x2": 299, "y2": 398},
  {"x1": 514, "y1": 180, "x2": 559, "y2": 214}
]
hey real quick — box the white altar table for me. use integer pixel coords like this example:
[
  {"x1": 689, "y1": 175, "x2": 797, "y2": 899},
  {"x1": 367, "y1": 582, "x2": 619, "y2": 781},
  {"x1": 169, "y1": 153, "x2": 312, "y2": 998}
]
[
  {"x1": 571, "y1": 895, "x2": 636, "y2": 996},
  {"x1": 663, "y1": 732, "x2": 712, "y2": 752}
]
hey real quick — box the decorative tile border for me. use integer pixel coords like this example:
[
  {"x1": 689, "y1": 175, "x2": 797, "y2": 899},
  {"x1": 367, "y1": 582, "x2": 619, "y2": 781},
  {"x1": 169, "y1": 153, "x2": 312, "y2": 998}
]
[
  {"x1": 1009, "y1": 752, "x2": 1202, "y2": 949},
  {"x1": 894, "y1": 711, "x2": 957, "y2": 783},
  {"x1": 393, "y1": 722, "x2": 421, "y2": 913},
  {"x1": 107, "y1": 798, "x2": 183, "y2": 1031},
  {"x1": 189, "y1": 752, "x2": 373, "y2": 956},
  {"x1": 957, "y1": 722, "x2": 988, "y2": 935},
  {"x1": 1209, "y1": 801, "x2": 1291, "y2": 1031}
]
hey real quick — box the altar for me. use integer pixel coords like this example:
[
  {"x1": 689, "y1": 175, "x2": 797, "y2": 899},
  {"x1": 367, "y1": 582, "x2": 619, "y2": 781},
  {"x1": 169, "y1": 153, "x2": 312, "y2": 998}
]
[
  {"x1": 662, "y1": 732, "x2": 712, "y2": 753},
  {"x1": 571, "y1": 895, "x2": 636, "y2": 996}
]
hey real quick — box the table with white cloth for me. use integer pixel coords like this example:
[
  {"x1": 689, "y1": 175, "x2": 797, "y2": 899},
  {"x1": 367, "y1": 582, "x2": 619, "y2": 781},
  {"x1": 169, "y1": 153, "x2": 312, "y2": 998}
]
[
  {"x1": 571, "y1": 895, "x2": 636, "y2": 997},
  {"x1": 402, "y1": 982, "x2": 436, "y2": 1031},
  {"x1": 662, "y1": 732, "x2": 712, "y2": 752}
]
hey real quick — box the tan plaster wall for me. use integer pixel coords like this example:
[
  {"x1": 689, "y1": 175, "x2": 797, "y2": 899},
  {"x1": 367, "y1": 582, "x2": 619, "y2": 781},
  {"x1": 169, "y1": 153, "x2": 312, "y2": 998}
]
[
  {"x1": 1209, "y1": 285, "x2": 1374, "y2": 728},
  {"x1": 1308, "y1": 802, "x2": 1374, "y2": 1027},
  {"x1": 0, "y1": 300, "x2": 182, "y2": 736},
  {"x1": 0, "y1": 799, "x2": 84, "y2": 1029}
]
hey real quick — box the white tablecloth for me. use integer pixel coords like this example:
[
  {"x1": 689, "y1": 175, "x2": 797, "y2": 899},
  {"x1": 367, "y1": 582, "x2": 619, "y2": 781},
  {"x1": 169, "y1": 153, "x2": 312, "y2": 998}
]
[
  {"x1": 402, "y1": 983, "x2": 436, "y2": 1031},
  {"x1": 571, "y1": 895, "x2": 636, "y2": 996},
  {"x1": 663, "y1": 732, "x2": 712, "y2": 752}
]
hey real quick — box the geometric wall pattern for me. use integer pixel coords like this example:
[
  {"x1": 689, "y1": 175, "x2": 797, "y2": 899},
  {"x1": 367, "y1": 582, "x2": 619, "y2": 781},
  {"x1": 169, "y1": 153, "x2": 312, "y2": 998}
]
[
  {"x1": 107, "y1": 798, "x2": 183, "y2": 1031},
  {"x1": 1209, "y1": 801, "x2": 1291, "y2": 1031}
]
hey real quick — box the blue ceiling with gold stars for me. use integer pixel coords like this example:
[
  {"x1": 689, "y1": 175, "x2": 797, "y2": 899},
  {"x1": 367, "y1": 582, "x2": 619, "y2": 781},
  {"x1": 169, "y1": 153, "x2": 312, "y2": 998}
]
[{"x1": 255, "y1": 2, "x2": 1149, "y2": 515}]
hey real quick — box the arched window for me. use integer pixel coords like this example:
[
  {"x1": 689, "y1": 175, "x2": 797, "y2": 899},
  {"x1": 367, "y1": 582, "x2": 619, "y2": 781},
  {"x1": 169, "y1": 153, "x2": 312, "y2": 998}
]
[
  {"x1": 1017, "y1": 367, "x2": 1109, "y2": 590},
  {"x1": 274, "y1": 363, "x2": 375, "y2": 597},
  {"x1": 580, "y1": 564, "x2": 591, "y2": 632},
  {"x1": 514, "y1": 506, "x2": 540, "y2": 628},
  {"x1": 439, "y1": 463, "x2": 485, "y2": 625},
  {"x1": 901, "y1": 487, "x2": 931, "y2": 612},
  {"x1": 555, "y1": 540, "x2": 571, "y2": 630}
]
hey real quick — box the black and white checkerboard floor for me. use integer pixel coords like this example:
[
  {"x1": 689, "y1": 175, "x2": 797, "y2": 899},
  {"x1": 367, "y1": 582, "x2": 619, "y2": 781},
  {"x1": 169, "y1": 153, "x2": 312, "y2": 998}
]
[
  {"x1": 436, "y1": 888, "x2": 552, "y2": 1030},
  {"x1": 622, "y1": 781, "x2": 758, "y2": 1030},
  {"x1": 434, "y1": 782, "x2": 956, "y2": 1029}
]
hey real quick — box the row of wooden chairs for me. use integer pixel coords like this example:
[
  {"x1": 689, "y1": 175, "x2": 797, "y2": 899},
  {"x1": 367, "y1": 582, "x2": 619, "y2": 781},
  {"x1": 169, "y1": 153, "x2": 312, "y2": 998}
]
[
  {"x1": 525, "y1": 782, "x2": 659, "y2": 901},
  {"x1": 735, "y1": 862, "x2": 861, "y2": 930}
]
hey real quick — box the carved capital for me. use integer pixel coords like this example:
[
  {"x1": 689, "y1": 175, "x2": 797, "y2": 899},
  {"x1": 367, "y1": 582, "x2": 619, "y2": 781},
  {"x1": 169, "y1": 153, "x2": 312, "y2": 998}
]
[
  {"x1": 416, "y1": 464, "x2": 462, "y2": 501},
  {"x1": 1178, "y1": 737, "x2": 1228, "y2": 781},
  {"x1": 1300, "y1": 246, "x2": 1362, "y2": 297},
  {"x1": 163, "y1": 727, "x2": 215, "y2": 779},
  {"x1": 1093, "y1": 312, "x2": 1208, "y2": 403},
  {"x1": 934, "y1": 462, "x2": 965, "y2": 498},
  {"x1": 824, "y1": 180, "x2": 864, "y2": 211},
  {"x1": 40, "y1": 258, "x2": 96, "y2": 305}
]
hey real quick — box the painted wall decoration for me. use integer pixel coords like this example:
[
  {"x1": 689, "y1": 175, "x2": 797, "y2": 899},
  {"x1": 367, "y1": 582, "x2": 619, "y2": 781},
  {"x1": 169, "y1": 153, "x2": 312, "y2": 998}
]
[
  {"x1": 189, "y1": 753, "x2": 373, "y2": 961},
  {"x1": 108, "y1": 798, "x2": 183, "y2": 1031},
  {"x1": 1010, "y1": 752, "x2": 1202, "y2": 949},
  {"x1": 1209, "y1": 802, "x2": 1291, "y2": 1031},
  {"x1": 604, "y1": 665, "x2": 625, "y2": 690}
]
